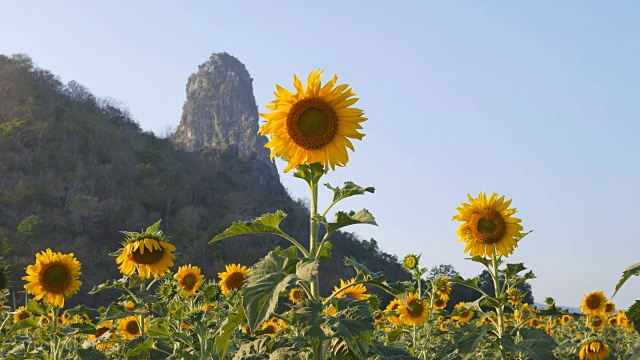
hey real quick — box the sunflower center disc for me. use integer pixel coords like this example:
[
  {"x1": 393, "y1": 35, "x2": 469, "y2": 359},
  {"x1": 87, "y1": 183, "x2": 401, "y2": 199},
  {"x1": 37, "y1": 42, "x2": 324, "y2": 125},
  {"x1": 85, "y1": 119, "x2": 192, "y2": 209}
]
[
  {"x1": 42, "y1": 264, "x2": 69, "y2": 291},
  {"x1": 592, "y1": 317, "x2": 602, "y2": 326},
  {"x1": 286, "y1": 98, "x2": 338, "y2": 150},
  {"x1": 225, "y1": 272, "x2": 245, "y2": 291},
  {"x1": 587, "y1": 295, "x2": 601, "y2": 309},
  {"x1": 130, "y1": 246, "x2": 164, "y2": 265},
  {"x1": 182, "y1": 274, "x2": 197, "y2": 290},
  {"x1": 126, "y1": 321, "x2": 140, "y2": 335},
  {"x1": 407, "y1": 300, "x2": 424, "y2": 316},
  {"x1": 469, "y1": 209, "x2": 507, "y2": 244}
]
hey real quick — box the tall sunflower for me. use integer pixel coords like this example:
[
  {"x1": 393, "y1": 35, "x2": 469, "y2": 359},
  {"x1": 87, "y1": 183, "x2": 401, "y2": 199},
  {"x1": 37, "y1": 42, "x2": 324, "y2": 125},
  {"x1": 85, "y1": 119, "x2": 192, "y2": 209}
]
[
  {"x1": 218, "y1": 263, "x2": 250, "y2": 295},
  {"x1": 114, "y1": 221, "x2": 176, "y2": 279},
  {"x1": 333, "y1": 278, "x2": 369, "y2": 301},
  {"x1": 579, "y1": 340, "x2": 611, "y2": 360},
  {"x1": 384, "y1": 299, "x2": 404, "y2": 326},
  {"x1": 258, "y1": 70, "x2": 367, "y2": 173},
  {"x1": 580, "y1": 291, "x2": 607, "y2": 316},
  {"x1": 174, "y1": 265, "x2": 204, "y2": 296},
  {"x1": 452, "y1": 193, "x2": 524, "y2": 258},
  {"x1": 397, "y1": 293, "x2": 430, "y2": 326},
  {"x1": 22, "y1": 248, "x2": 82, "y2": 308},
  {"x1": 587, "y1": 314, "x2": 607, "y2": 330}
]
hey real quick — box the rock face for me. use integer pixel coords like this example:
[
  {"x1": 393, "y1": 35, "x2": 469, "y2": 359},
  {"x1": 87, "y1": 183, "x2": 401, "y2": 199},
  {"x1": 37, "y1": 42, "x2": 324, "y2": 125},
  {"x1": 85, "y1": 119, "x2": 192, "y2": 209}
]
[{"x1": 172, "y1": 53, "x2": 276, "y2": 174}]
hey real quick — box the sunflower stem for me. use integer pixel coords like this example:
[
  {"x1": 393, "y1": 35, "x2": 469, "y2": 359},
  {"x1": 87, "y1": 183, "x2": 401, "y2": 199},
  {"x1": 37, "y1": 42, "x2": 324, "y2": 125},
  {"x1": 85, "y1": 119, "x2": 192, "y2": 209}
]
[
  {"x1": 491, "y1": 247, "x2": 507, "y2": 360},
  {"x1": 307, "y1": 172, "x2": 321, "y2": 299},
  {"x1": 51, "y1": 306, "x2": 60, "y2": 360},
  {"x1": 140, "y1": 278, "x2": 146, "y2": 340}
]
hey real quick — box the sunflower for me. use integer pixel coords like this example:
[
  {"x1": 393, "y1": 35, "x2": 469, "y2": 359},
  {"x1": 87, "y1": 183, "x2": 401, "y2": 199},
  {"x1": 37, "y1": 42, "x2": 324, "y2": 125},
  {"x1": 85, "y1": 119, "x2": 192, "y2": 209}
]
[
  {"x1": 289, "y1": 287, "x2": 304, "y2": 303},
  {"x1": 561, "y1": 314, "x2": 574, "y2": 324},
  {"x1": 397, "y1": 293, "x2": 429, "y2": 326},
  {"x1": 436, "y1": 276, "x2": 452, "y2": 300},
  {"x1": 333, "y1": 278, "x2": 369, "y2": 301},
  {"x1": 579, "y1": 340, "x2": 611, "y2": 360},
  {"x1": 608, "y1": 317, "x2": 618, "y2": 326},
  {"x1": 402, "y1": 254, "x2": 419, "y2": 271},
  {"x1": 384, "y1": 299, "x2": 404, "y2": 326},
  {"x1": 507, "y1": 289, "x2": 522, "y2": 306},
  {"x1": 323, "y1": 305, "x2": 337, "y2": 316},
  {"x1": 373, "y1": 310, "x2": 384, "y2": 323},
  {"x1": 433, "y1": 296, "x2": 448, "y2": 310},
  {"x1": 13, "y1": 306, "x2": 31, "y2": 323},
  {"x1": 452, "y1": 193, "x2": 524, "y2": 258},
  {"x1": 118, "y1": 316, "x2": 142, "y2": 340},
  {"x1": 529, "y1": 317, "x2": 541, "y2": 328},
  {"x1": 258, "y1": 69, "x2": 367, "y2": 173},
  {"x1": 580, "y1": 291, "x2": 607, "y2": 316},
  {"x1": 89, "y1": 320, "x2": 117, "y2": 350},
  {"x1": 587, "y1": 314, "x2": 607, "y2": 330},
  {"x1": 260, "y1": 318, "x2": 286, "y2": 337},
  {"x1": 114, "y1": 221, "x2": 176, "y2": 279},
  {"x1": 218, "y1": 264, "x2": 250, "y2": 295},
  {"x1": 603, "y1": 301, "x2": 615, "y2": 315},
  {"x1": 173, "y1": 265, "x2": 204, "y2": 296},
  {"x1": 22, "y1": 248, "x2": 82, "y2": 308},
  {"x1": 452, "y1": 302, "x2": 474, "y2": 323}
]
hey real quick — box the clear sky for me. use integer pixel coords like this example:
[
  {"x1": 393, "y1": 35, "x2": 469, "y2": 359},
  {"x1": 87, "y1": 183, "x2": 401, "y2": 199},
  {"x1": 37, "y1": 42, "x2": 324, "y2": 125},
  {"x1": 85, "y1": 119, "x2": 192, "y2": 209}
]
[{"x1": 2, "y1": 1, "x2": 639, "y2": 309}]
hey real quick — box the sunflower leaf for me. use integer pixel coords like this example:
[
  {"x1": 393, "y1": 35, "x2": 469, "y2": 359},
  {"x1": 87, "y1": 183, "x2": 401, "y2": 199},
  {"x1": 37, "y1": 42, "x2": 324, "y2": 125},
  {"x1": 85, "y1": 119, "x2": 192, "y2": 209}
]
[
  {"x1": 454, "y1": 325, "x2": 487, "y2": 360},
  {"x1": 10, "y1": 317, "x2": 39, "y2": 332},
  {"x1": 501, "y1": 328, "x2": 556, "y2": 360},
  {"x1": 327, "y1": 297, "x2": 374, "y2": 359},
  {"x1": 613, "y1": 261, "x2": 640, "y2": 297},
  {"x1": 325, "y1": 182, "x2": 375, "y2": 204},
  {"x1": 77, "y1": 348, "x2": 108, "y2": 360},
  {"x1": 319, "y1": 241, "x2": 332, "y2": 260},
  {"x1": 450, "y1": 276, "x2": 482, "y2": 293},
  {"x1": 214, "y1": 311, "x2": 246, "y2": 359},
  {"x1": 26, "y1": 299, "x2": 48, "y2": 315},
  {"x1": 325, "y1": 209, "x2": 377, "y2": 235},
  {"x1": 501, "y1": 263, "x2": 527, "y2": 280},
  {"x1": 243, "y1": 250, "x2": 300, "y2": 331},
  {"x1": 88, "y1": 278, "x2": 128, "y2": 294},
  {"x1": 293, "y1": 163, "x2": 326, "y2": 185},
  {"x1": 210, "y1": 211, "x2": 289, "y2": 243}
]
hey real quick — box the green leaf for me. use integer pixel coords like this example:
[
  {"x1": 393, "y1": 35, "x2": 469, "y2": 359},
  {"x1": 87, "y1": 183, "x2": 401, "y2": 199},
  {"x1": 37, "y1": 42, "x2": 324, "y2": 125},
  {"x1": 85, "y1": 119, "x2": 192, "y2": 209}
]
[
  {"x1": 318, "y1": 241, "x2": 332, "y2": 260},
  {"x1": 125, "y1": 339, "x2": 156, "y2": 359},
  {"x1": 274, "y1": 246, "x2": 301, "y2": 273},
  {"x1": 64, "y1": 305, "x2": 96, "y2": 318},
  {"x1": 325, "y1": 181, "x2": 375, "y2": 204},
  {"x1": 214, "y1": 311, "x2": 246, "y2": 359},
  {"x1": 146, "y1": 318, "x2": 171, "y2": 337},
  {"x1": 502, "y1": 263, "x2": 527, "y2": 279},
  {"x1": 501, "y1": 328, "x2": 557, "y2": 360},
  {"x1": 294, "y1": 162, "x2": 325, "y2": 182},
  {"x1": 367, "y1": 340, "x2": 419, "y2": 359},
  {"x1": 69, "y1": 322, "x2": 98, "y2": 335},
  {"x1": 327, "y1": 297, "x2": 374, "y2": 360},
  {"x1": 88, "y1": 277, "x2": 128, "y2": 294},
  {"x1": 613, "y1": 261, "x2": 640, "y2": 297},
  {"x1": 210, "y1": 211, "x2": 289, "y2": 243},
  {"x1": 77, "y1": 348, "x2": 108, "y2": 360},
  {"x1": 450, "y1": 276, "x2": 482, "y2": 293},
  {"x1": 454, "y1": 326, "x2": 487, "y2": 360},
  {"x1": 10, "y1": 317, "x2": 39, "y2": 332},
  {"x1": 296, "y1": 259, "x2": 319, "y2": 282},
  {"x1": 325, "y1": 209, "x2": 377, "y2": 235},
  {"x1": 103, "y1": 303, "x2": 144, "y2": 320},
  {"x1": 26, "y1": 299, "x2": 48, "y2": 315},
  {"x1": 243, "y1": 250, "x2": 300, "y2": 331}
]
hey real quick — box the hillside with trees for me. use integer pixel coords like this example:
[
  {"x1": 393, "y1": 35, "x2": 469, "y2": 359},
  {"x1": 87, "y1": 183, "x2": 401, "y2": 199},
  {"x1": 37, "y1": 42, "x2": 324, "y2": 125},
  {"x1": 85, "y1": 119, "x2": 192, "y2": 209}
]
[{"x1": 0, "y1": 54, "x2": 532, "y2": 309}]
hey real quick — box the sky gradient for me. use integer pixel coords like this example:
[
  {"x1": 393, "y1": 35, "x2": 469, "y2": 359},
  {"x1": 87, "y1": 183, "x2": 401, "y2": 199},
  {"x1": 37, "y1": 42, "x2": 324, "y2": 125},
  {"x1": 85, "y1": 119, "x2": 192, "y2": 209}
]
[{"x1": 2, "y1": 1, "x2": 639, "y2": 309}]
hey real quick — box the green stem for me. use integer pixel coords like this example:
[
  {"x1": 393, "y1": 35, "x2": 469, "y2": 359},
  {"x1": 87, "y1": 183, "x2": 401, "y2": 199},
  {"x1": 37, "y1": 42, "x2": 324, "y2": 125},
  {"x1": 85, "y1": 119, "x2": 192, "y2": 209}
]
[
  {"x1": 491, "y1": 247, "x2": 507, "y2": 360},
  {"x1": 51, "y1": 306, "x2": 60, "y2": 360},
  {"x1": 308, "y1": 179, "x2": 320, "y2": 299},
  {"x1": 140, "y1": 278, "x2": 146, "y2": 340}
]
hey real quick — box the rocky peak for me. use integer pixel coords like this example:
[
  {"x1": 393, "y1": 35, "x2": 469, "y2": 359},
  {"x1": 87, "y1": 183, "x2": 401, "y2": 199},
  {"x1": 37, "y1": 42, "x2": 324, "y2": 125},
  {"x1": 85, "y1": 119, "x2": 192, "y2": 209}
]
[{"x1": 172, "y1": 53, "x2": 276, "y2": 174}]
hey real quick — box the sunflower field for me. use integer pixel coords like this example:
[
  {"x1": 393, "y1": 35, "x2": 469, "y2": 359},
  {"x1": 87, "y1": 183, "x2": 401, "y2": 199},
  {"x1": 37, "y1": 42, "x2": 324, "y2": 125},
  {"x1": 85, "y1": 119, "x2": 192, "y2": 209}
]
[{"x1": 1, "y1": 71, "x2": 638, "y2": 360}]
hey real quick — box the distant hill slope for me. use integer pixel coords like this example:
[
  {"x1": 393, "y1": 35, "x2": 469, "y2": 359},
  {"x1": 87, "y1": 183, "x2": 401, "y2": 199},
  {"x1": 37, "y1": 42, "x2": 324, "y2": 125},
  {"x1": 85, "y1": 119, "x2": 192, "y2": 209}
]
[{"x1": 0, "y1": 54, "x2": 410, "y2": 307}]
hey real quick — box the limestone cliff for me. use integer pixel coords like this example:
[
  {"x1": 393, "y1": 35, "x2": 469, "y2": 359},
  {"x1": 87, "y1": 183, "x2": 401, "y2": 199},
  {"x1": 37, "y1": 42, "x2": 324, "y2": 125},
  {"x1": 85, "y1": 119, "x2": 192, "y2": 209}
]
[{"x1": 172, "y1": 53, "x2": 276, "y2": 177}]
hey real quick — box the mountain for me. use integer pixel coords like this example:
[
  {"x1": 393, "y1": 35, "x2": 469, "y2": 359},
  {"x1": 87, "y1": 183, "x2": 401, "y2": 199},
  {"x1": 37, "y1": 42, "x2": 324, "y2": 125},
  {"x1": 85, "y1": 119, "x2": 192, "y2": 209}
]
[{"x1": 0, "y1": 53, "x2": 410, "y2": 307}]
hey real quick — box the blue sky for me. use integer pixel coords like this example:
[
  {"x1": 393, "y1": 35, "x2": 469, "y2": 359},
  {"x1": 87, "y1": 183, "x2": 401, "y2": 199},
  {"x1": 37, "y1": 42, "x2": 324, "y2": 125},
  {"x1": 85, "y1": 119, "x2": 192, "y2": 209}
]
[{"x1": 2, "y1": 1, "x2": 639, "y2": 308}]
